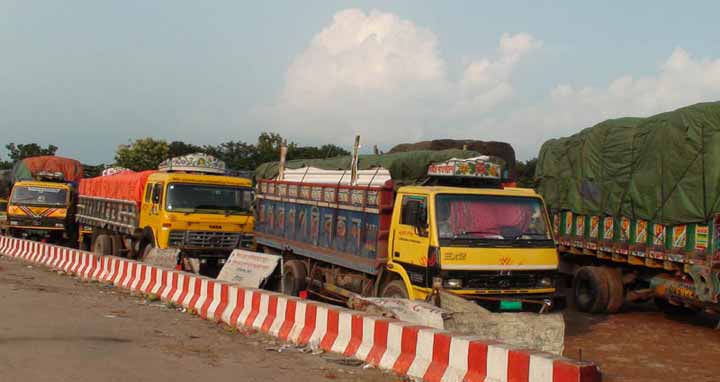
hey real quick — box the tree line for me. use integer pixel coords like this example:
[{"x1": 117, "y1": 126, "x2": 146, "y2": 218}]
[{"x1": 0, "y1": 134, "x2": 539, "y2": 188}]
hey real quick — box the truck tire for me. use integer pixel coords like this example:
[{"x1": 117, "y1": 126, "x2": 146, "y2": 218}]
[
  {"x1": 573, "y1": 266, "x2": 610, "y2": 313},
  {"x1": 93, "y1": 234, "x2": 113, "y2": 256},
  {"x1": 601, "y1": 267, "x2": 625, "y2": 313},
  {"x1": 283, "y1": 260, "x2": 307, "y2": 297},
  {"x1": 139, "y1": 242, "x2": 155, "y2": 262},
  {"x1": 380, "y1": 279, "x2": 409, "y2": 299}
]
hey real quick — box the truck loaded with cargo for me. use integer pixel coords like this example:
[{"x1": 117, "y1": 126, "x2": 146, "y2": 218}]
[
  {"x1": 76, "y1": 153, "x2": 254, "y2": 276},
  {"x1": 536, "y1": 101, "x2": 720, "y2": 314},
  {"x1": 5, "y1": 156, "x2": 83, "y2": 244},
  {"x1": 254, "y1": 144, "x2": 560, "y2": 311}
]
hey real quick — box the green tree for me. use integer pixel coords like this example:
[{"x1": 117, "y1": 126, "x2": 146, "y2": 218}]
[
  {"x1": 203, "y1": 141, "x2": 258, "y2": 170},
  {"x1": 115, "y1": 138, "x2": 169, "y2": 171},
  {"x1": 5, "y1": 143, "x2": 58, "y2": 161},
  {"x1": 83, "y1": 163, "x2": 106, "y2": 178},
  {"x1": 515, "y1": 158, "x2": 538, "y2": 189},
  {"x1": 168, "y1": 141, "x2": 203, "y2": 158},
  {"x1": 289, "y1": 144, "x2": 350, "y2": 160}
]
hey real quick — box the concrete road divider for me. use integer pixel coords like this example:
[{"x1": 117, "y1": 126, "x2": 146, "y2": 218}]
[{"x1": 0, "y1": 236, "x2": 601, "y2": 382}]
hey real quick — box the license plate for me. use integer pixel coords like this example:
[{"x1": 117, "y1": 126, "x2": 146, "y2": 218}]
[{"x1": 499, "y1": 300, "x2": 522, "y2": 311}]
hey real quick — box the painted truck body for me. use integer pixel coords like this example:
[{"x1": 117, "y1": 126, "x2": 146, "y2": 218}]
[{"x1": 255, "y1": 157, "x2": 559, "y2": 311}]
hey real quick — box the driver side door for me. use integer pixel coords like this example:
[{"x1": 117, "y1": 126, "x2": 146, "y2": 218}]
[{"x1": 391, "y1": 195, "x2": 431, "y2": 267}]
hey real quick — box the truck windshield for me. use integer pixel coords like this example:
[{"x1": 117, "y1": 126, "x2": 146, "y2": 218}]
[
  {"x1": 165, "y1": 183, "x2": 252, "y2": 214},
  {"x1": 10, "y1": 186, "x2": 68, "y2": 207},
  {"x1": 435, "y1": 194, "x2": 551, "y2": 243}
]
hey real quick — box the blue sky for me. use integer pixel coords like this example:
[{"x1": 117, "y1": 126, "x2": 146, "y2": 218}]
[{"x1": 1, "y1": 1, "x2": 719, "y2": 163}]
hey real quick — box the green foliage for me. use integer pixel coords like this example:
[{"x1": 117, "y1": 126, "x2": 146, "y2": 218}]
[
  {"x1": 83, "y1": 163, "x2": 105, "y2": 178},
  {"x1": 515, "y1": 158, "x2": 538, "y2": 189},
  {"x1": 5, "y1": 143, "x2": 58, "y2": 161},
  {"x1": 115, "y1": 138, "x2": 170, "y2": 171},
  {"x1": 168, "y1": 141, "x2": 203, "y2": 158}
]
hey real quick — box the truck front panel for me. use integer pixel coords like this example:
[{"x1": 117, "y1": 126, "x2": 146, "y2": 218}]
[{"x1": 7, "y1": 182, "x2": 72, "y2": 232}]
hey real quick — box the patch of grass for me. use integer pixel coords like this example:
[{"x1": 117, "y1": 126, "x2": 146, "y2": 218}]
[{"x1": 146, "y1": 293, "x2": 160, "y2": 302}]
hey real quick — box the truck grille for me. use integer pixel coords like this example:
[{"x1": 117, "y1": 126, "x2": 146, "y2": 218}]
[
  {"x1": 464, "y1": 272, "x2": 549, "y2": 290},
  {"x1": 168, "y1": 230, "x2": 242, "y2": 249}
]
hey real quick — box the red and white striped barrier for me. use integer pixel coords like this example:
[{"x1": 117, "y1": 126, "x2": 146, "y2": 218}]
[{"x1": 0, "y1": 236, "x2": 600, "y2": 382}]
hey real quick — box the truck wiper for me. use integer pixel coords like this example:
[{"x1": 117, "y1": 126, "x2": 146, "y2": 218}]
[{"x1": 453, "y1": 231, "x2": 504, "y2": 239}]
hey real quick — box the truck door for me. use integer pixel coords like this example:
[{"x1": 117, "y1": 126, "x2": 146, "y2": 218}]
[{"x1": 391, "y1": 195, "x2": 431, "y2": 267}]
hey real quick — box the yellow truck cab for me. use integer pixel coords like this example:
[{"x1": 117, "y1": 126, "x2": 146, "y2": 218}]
[
  {"x1": 6, "y1": 180, "x2": 74, "y2": 242},
  {"x1": 143, "y1": 171, "x2": 254, "y2": 253},
  {"x1": 386, "y1": 185, "x2": 558, "y2": 306}
]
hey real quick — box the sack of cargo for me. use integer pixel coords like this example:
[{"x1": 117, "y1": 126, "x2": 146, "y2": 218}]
[
  {"x1": 11, "y1": 156, "x2": 84, "y2": 183},
  {"x1": 536, "y1": 101, "x2": 720, "y2": 226},
  {"x1": 79, "y1": 170, "x2": 155, "y2": 206}
]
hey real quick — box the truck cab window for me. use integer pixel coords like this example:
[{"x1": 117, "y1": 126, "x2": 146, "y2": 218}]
[
  {"x1": 151, "y1": 183, "x2": 163, "y2": 204},
  {"x1": 144, "y1": 183, "x2": 153, "y2": 203},
  {"x1": 401, "y1": 196, "x2": 427, "y2": 227}
]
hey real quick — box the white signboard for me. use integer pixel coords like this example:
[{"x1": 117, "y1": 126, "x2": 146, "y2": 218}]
[{"x1": 217, "y1": 249, "x2": 281, "y2": 288}]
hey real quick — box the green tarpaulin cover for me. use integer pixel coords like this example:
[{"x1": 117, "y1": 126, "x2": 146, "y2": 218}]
[
  {"x1": 255, "y1": 149, "x2": 487, "y2": 185},
  {"x1": 536, "y1": 101, "x2": 720, "y2": 226}
]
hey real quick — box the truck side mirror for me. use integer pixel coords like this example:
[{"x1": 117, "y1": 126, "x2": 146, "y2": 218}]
[{"x1": 152, "y1": 192, "x2": 160, "y2": 204}]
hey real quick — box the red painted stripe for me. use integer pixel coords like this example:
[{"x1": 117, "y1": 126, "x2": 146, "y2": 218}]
[
  {"x1": 508, "y1": 350, "x2": 530, "y2": 382},
  {"x1": 319, "y1": 309, "x2": 340, "y2": 351},
  {"x1": 229, "y1": 289, "x2": 247, "y2": 327},
  {"x1": 144, "y1": 267, "x2": 158, "y2": 294},
  {"x1": 176, "y1": 275, "x2": 191, "y2": 305},
  {"x1": 260, "y1": 295, "x2": 279, "y2": 333},
  {"x1": 277, "y1": 299, "x2": 297, "y2": 340},
  {"x1": 553, "y1": 361, "x2": 601, "y2": 382},
  {"x1": 243, "y1": 292, "x2": 262, "y2": 327},
  {"x1": 165, "y1": 272, "x2": 180, "y2": 302},
  {"x1": 365, "y1": 320, "x2": 390, "y2": 366},
  {"x1": 199, "y1": 281, "x2": 215, "y2": 319},
  {"x1": 135, "y1": 265, "x2": 147, "y2": 292},
  {"x1": 463, "y1": 341, "x2": 489, "y2": 382},
  {"x1": 392, "y1": 325, "x2": 421, "y2": 375},
  {"x1": 156, "y1": 270, "x2": 172, "y2": 299},
  {"x1": 122, "y1": 263, "x2": 137, "y2": 289},
  {"x1": 188, "y1": 279, "x2": 204, "y2": 311},
  {"x1": 213, "y1": 284, "x2": 230, "y2": 322},
  {"x1": 296, "y1": 304, "x2": 318, "y2": 344},
  {"x1": 423, "y1": 333, "x2": 452, "y2": 382},
  {"x1": 343, "y1": 314, "x2": 364, "y2": 357}
]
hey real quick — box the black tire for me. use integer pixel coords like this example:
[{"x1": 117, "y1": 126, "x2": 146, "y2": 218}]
[
  {"x1": 601, "y1": 267, "x2": 625, "y2": 313},
  {"x1": 110, "y1": 235, "x2": 123, "y2": 257},
  {"x1": 573, "y1": 266, "x2": 610, "y2": 313},
  {"x1": 93, "y1": 234, "x2": 113, "y2": 256},
  {"x1": 282, "y1": 260, "x2": 307, "y2": 296},
  {"x1": 380, "y1": 279, "x2": 409, "y2": 299}
]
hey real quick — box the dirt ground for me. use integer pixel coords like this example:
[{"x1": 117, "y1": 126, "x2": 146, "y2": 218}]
[
  {"x1": 563, "y1": 300, "x2": 720, "y2": 382},
  {"x1": 0, "y1": 256, "x2": 398, "y2": 382}
]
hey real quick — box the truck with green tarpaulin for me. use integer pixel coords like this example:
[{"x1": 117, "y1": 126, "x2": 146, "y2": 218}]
[{"x1": 536, "y1": 101, "x2": 720, "y2": 314}]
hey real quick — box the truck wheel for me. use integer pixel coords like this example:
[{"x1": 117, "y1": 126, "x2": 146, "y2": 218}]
[
  {"x1": 601, "y1": 267, "x2": 625, "y2": 313},
  {"x1": 380, "y1": 279, "x2": 409, "y2": 299},
  {"x1": 283, "y1": 260, "x2": 307, "y2": 296},
  {"x1": 573, "y1": 266, "x2": 610, "y2": 313},
  {"x1": 139, "y1": 242, "x2": 155, "y2": 262}
]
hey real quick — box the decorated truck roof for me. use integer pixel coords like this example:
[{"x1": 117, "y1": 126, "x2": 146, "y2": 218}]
[{"x1": 255, "y1": 149, "x2": 507, "y2": 186}]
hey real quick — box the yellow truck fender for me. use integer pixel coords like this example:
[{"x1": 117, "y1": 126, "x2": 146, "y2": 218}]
[{"x1": 384, "y1": 262, "x2": 417, "y2": 300}]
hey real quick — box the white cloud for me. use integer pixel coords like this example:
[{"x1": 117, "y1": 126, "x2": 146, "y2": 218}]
[
  {"x1": 261, "y1": 9, "x2": 539, "y2": 149},
  {"x1": 495, "y1": 48, "x2": 720, "y2": 158},
  {"x1": 261, "y1": 9, "x2": 720, "y2": 160}
]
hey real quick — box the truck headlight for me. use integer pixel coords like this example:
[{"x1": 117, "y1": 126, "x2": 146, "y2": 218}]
[
  {"x1": 10, "y1": 220, "x2": 19, "y2": 226},
  {"x1": 55, "y1": 223, "x2": 64, "y2": 228},
  {"x1": 444, "y1": 278, "x2": 463, "y2": 289},
  {"x1": 538, "y1": 277, "x2": 553, "y2": 287}
]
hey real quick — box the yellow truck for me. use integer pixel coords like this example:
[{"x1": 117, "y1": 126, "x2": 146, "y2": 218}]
[
  {"x1": 0, "y1": 197, "x2": 8, "y2": 234},
  {"x1": 76, "y1": 154, "x2": 254, "y2": 276},
  {"x1": 254, "y1": 149, "x2": 559, "y2": 311},
  {"x1": 5, "y1": 156, "x2": 83, "y2": 244}
]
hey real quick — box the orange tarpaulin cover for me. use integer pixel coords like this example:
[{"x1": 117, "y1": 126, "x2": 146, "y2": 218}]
[
  {"x1": 79, "y1": 170, "x2": 156, "y2": 205},
  {"x1": 19, "y1": 156, "x2": 84, "y2": 182}
]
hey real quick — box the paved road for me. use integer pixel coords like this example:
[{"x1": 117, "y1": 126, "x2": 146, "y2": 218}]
[{"x1": 0, "y1": 256, "x2": 397, "y2": 382}]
